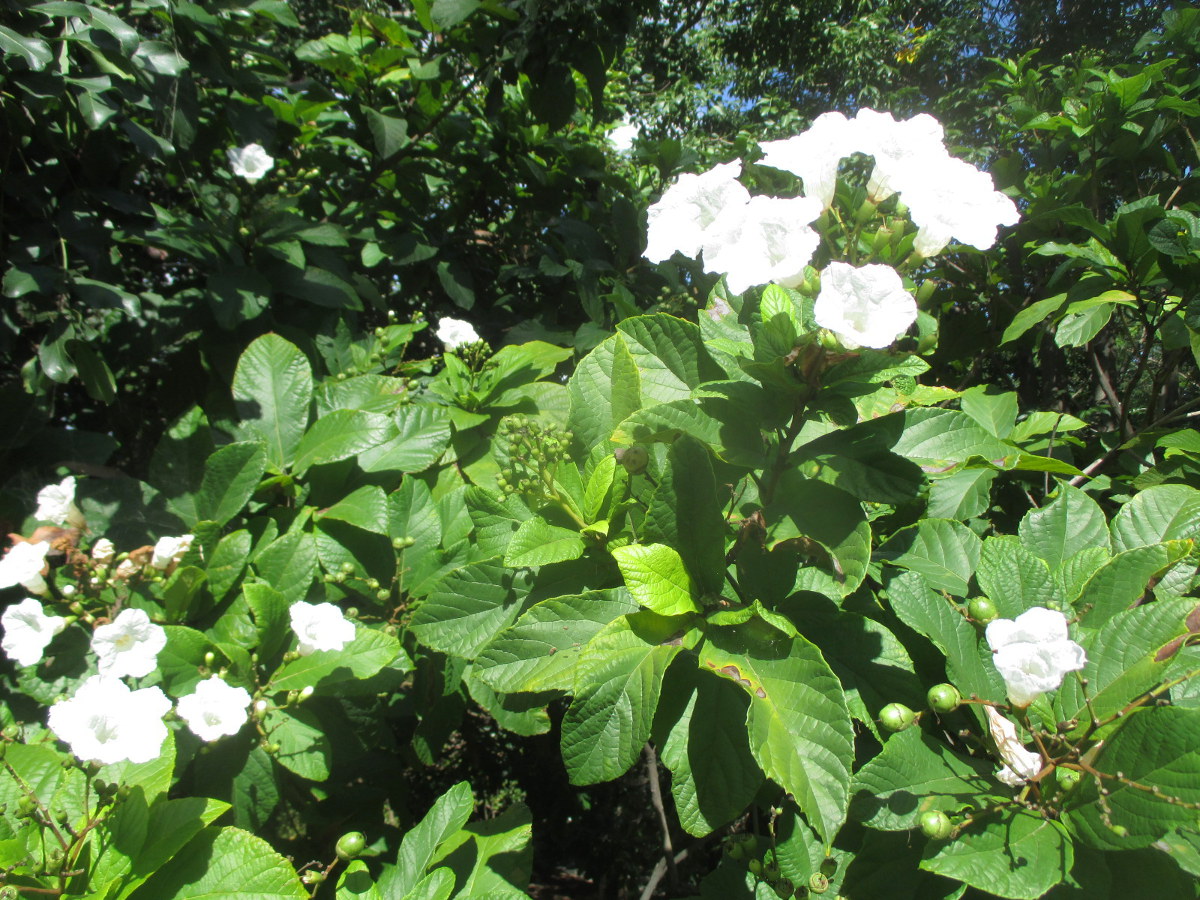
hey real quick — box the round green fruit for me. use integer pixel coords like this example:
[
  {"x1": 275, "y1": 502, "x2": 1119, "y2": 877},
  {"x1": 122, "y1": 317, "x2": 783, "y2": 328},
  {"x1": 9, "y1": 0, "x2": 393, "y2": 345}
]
[
  {"x1": 880, "y1": 702, "x2": 916, "y2": 732},
  {"x1": 927, "y1": 683, "x2": 962, "y2": 713},
  {"x1": 773, "y1": 878, "x2": 795, "y2": 899},
  {"x1": 1057, "y1": 768, "x2": 1082, "y2": 792},
  {"x1": 967, "y1": 597, "x2": 999, "y2": 624},
  {"x1": 919, "y1": 810, "x2": 953, "y2": 840},
  {"x1": 336, "y1": 831, "x2": 367, "y2": 860},
  {"x1": 616, "y1": 445, "x2": 649, "y2": 475}
]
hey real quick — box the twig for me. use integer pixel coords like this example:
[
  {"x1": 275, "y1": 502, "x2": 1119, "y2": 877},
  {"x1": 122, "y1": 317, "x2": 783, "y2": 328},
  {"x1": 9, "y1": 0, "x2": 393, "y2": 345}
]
[{"x1": 642, "y1": 743, "x2": 678, "y2": 893}]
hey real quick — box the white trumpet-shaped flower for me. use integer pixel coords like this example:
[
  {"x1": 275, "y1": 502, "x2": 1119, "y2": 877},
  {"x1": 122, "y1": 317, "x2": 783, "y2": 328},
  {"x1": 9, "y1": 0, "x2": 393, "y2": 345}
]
[
  {"x1": 289, "y1": 601, "x2": 355, "y2": 656},
  {"x1": 151, "y1": 534, "x2": 193, "y2": 570},
  {"x1": 48, "y1": 676, "x2": 169, "y2": 765},
  {"x1": 986, "y1": 607, "x2": 1087, "y2": 707},
  {"x1": 35, "y1": 476, "x2": 86, "y2": 529},
  {"x1": 226, "y1": 143, "x2": 275, "y2": 182},
  {"x1": 0, "y1": 541, "x2": 51, "y2": 595},
  {"x1": 758, "y1": 112, "x2": 858, "y2": 209},
  {"x1": 852, "y1": 108, "x2": 949, "y2": 202},
  {"x1": 436, "y1": 317, "x2": 481, "y2": 349},
  {"x1": 92, "y1": 608, "x2": 167, "y2": 679},
  {"x1": 643, "y1": 161, "x2": 750, "y2": 264},
  {"x1": 814, "y1": 262, "x2": 918, "y2": 349},
  {"x1": 903, "y1": 156, "x2": 1020, "y2": 257},
  {"x1": 91, "y1": 538, "x2": 116, "y2": 566},
  {"x1": 700, "y1": 195, "x2": 823, "y2": 296},
  {"x1": 1, "y1": 598, "x2": 66, "y2": 667},
  {"x1": 985, "y1": 706, "x2": 1044, "y2": 787},
  {"x1": 176, "y1": 676, "x2": 252, "y2": 742}
]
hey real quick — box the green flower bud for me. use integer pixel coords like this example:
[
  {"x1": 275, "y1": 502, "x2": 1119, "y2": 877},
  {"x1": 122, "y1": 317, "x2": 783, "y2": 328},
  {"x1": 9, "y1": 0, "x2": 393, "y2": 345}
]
[
  {"x1": 203, "y1": 651, "x2": 216, "y2": 668},
  {"x1": 967, "y1": 597, "x2": 998, "y2": 624},
  {"x1": 336, "y1": 831, "x2": 367, "y2": 860},
  {"x1": 302, "y1": 871, "x2": 326, "y2": 885},
  {"x1": 340, "y1": 562, "x2": 355, "y2": 575},
  {"x1": 376, "y1": 589, "x2": 391, "y2": 602},
  {"x1": 1056, "y1": 767, "x2": 1081, "y2": 792},
  {"x1": 298, "y1": 686, "x2": 315, "y2": 702},
  {"x1": 615, "y1": 445, "x2": 649, "y2": 475},
  {"x1": 919, "y1": 810, "x2": 953, "y2": 840},
  {"x1": 366, "y1": 578, "x2": 380, "y2": 590},
  {"x1": 809, "y1": 873, "x2": 830, "y2": 894},
  {"x1": 393, "y1": 536, "x2": 416, "y2": 550},
  {"x1": 880, "y1": 702, "x2": 916, "y2": 732},
  {"x1": 926, "y1": 683, "x2": 962, "y2": 713}
]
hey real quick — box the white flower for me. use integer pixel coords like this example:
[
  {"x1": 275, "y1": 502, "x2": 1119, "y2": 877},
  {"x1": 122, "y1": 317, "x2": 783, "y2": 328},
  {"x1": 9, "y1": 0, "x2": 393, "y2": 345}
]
[
  {"x1": 0, "y1": 541, "x2": 51, "y2": 595},
  {"x1": 643, "y1": 161, "x2": 750, "y2": 264},
  {"x1": 35, "y1": 476, "x2": 86, "y2": 529},
  {"x1": 435, "y1": 317, "x2": 481, "y2": 349},
  {"x1": 151, "y1": 534, "x2": 193, "y2": 570},
  {"x1": 758, "y1": 112, "x2": 858, "y2": 209},
  {"x1": 700, "y1": 195, "x2": 823, "y2": 295},
  {"x1": 226, "y1": 142, "x2": 275, "y2": 182},
  {"x1": 48, "y1": 676, "x2": 169, "y2": 765},
  {"x1": 176, "y1": 676, "x2": 252, "y2": 742},
  {"x1": 113, "y1": 559, "x2": 139, "y2": 581},
  {"x1": 91, "y1": 538, "x2": 115, "y2": 565},
  {"x1": 985, "y1": 706, "x2": 1044, "y2": 787},
  {"x1": 813, "y1": 262, "x2": 918, "y2": 349},
  {"x1": 289, "y1": 601, "x2": 355, "y2": 656},
  {"x1": 92, "y1": 608, "x2": 167, "y2": 679},
  {"x1": 852, "y1": 109, "x2": 949, "y2": 202},
  {"x1": 1, "y1": 598, "x2": 66, "y2": 667},
  {"x1": 902, "y1": 156, "x2": 1020, "y2": 257},
  {"x1": 609, "y1": 120, "x2": 640, "y2": 154},
  {"x1": 986, "y1": 606, "x2": 1086, "y2": 707}
]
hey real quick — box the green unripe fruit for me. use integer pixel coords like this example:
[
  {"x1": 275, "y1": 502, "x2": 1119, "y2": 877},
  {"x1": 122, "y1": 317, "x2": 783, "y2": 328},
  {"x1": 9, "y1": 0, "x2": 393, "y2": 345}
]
[
  {"x1": 919, "y1": 810, "x2": 953, "y2": 840},
  {"x1": 748, "y1": 859, "x2": 764, "y2": 876},
  {"x1": 1057, "y1": 768, "x2": 1081, "y2": 792},
  {"x1": 376, "y1": 589, "x2": 391, "y2": 602},
  {"x1": 773, "y1": 878, "x2": 795, "y2": 898},
  {"x1": 764, "y1": 863, "x2": 782, "y2": 881},
  {"x1": 340, "y1": 562, "x2": 355, "y2": 575},
  {"x1": 880, "y1": 702, "x2": 916, "y2": 732},
  {"x1": 927, "y1": 683, "x2": 962, "y2": 713},
  {"x1": 335, "y1": 831, "x2": 366, "y2": 860},
  {"x1": 302, "y1": 870, "x2": 326, "y2": 885},
  {"x1": 809, "y1": 873, "x2": 830, "y2": 894},
  {"x1": 393, "y1": 536, "x2": 416, "y2": 550},
  {"x1": 820, "y1": 857, "x2": 838, "y2": 877},
  {"x1": 615, "y1": 445, "x2": 649, "y2": 475},
  {"x1": 1108, "y1": 823, "x2": 1129, "y2": 837},
  {"x1": 968, "y1": 597, "x2": 999, "y2": 624}
]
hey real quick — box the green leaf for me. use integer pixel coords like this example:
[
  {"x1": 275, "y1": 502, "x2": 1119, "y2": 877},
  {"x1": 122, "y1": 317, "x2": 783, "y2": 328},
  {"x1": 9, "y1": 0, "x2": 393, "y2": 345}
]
[
  {"x1": 643, "y1": 435, "x2": 727, "y2": 595},
  {"x1": 611, "y1": 399, "x2": 723, "y2": 447},
  {"x1": 1055, "y1": 303, "x2": 1112, "y2": 348},
  {"x1": 232, "y1": 334, "x2": 313, "y2": 470},
  {"x1": 701, "y1": 627, "x2": 855, "y2": 843},
  {"x1": 886, "y1": 571, "x2": 1005, "y2": 703},
  {"x1": 1057, "y1": 598, "x2": 1199, "y2": 726},
  {"x1": 207, "y1": 529, "x2": 253, "y2": 602},
  {"x1": 475, "y1": 589, "x2": 640, "y2": 693},
  {"x1": 265, "y1": 707, "x2": 330, "y2": 781},
  {"x1": 359, "y1": 405, "x2": 452, "y2": 474},
  {"x1": 878, "y1": 518, "x2": 981, "y2": 597},
  {"x1": 850, "y1": 727, "x2": 997, "y2": 830},
  {"x1": 122, "y1": 797, "x2": 230, "y2": 892},
  {"x1": 504, "y1": 518, "x2": 586, "y2": 567},
  {"x1": 616, "y1": 314, "x2": 725, "y2": 405},
  {"x1": 879, "y1": 408, "x2": 1012, "y2": 468},
  {"x1": 765, "y1": 475, "x2": 871, "y2": 597},
  {"x1": 195, "y1": 442, "x2": 268, "y2": 526},
  {"x1": 379, "y1": 782, "x2": 473, "y2": 898},
  {"x1": 976, "y1": 536, "x2": 1056, "y2": 617},
  {"x1": 1019, "y1": 484, "x2": 1110, "y2": 569},
  {"x1": 409, "y1": 562, "x2": 532, "y2": 658},
  {"x1": 1000, "y1": 294, "x2": 1069, "y2": 344},
  {"x1": 271, "y1": 626, "x2": 402, "y2": 692},
  {"x1": 926, "y1": 468, "x2": 997, "y2": 520},
  {"x1": 254, "y1": 529, "x2": 318, "y2": 605},
  {"x1": 568, "y1": 334, "x2": 641, "y2": 452},
  {"x1": 292, "y1": 410, "x2": 395, "y2": 476},
  {"x1": 430, "y1": 0, "x2": 480, "y2": 28},
  {"x1": 336, "y1": 860, "x2": 383, "y2": 900},
  {"x1": 1075, "y1": 541, "x2": 1194, "y2": 624},
  {"x1": 0, "y1": 25, "x2": 52, "y2": 69},
  {"x1": 960, "y1": 387, "x2": 1018, "y2": 439},
  {"x1": 611, "y1": 543, "x2": 700, "y2": 615},
  {"x1": 921, "y1": 810, "x2": 1072, "y2": 900},
  {"x1": 561, "y1": 612, "x2": 685, "y2": 784},
  {"x1": 129, "y1": 826, "x2": 305, "y2": 898},
  {"x1": 243, "y1": 583, "x2": 289, "y2": 660},
  {"x1": 1109, "y1": 484, "x2": 1200, "y2": 552},
  {"x1": 1070, "y1": 707, "x2": 1200, "y2": 850},
  {"x1": 365, "y1": 109, "x2": 409, "y2": 157},
  {"x1": 657, "y1": 664, "x2": 764, "y2": 836},
  {"x1": 319, "y1": 485, "x2": 389, "y2": 534}
]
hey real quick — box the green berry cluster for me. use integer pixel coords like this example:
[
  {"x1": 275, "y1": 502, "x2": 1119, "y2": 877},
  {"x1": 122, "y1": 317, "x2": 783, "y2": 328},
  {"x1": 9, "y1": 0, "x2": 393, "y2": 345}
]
[{"x1": 495, "y1": 415, "x2": 573, "y2": 499}]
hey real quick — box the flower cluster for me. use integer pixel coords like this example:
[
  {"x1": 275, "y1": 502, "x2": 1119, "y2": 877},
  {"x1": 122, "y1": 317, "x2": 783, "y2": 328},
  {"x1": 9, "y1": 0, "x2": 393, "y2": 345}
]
[
  {"x1": 986, "y1": 607, "x2": 1087, "y2": 707},
  {"x1": 642, "y1": 108, "x2": 1019, "y2": 349}
]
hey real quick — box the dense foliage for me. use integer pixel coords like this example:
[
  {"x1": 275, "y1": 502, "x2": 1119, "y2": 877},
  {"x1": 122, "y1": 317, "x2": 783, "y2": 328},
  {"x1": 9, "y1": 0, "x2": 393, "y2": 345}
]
[{"x1": 3, "y1": 2, "x2": 1200, "y2": 899}]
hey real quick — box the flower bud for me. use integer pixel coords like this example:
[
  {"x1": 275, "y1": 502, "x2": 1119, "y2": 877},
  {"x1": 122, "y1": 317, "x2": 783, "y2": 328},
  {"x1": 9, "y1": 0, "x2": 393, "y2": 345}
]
[
  {"x1": 967, "y1": 597, "x2": 998, "y2": 624},
  {"x1": 919, "y1": 810, "x2": 953, "y2": 840},
  {"x1": 879, "y1": 702, "x2": 916, "y2": 732},
  {"x1": 204, "y1": 651, "x2": 216, "y2": 668},
  {"x1": 302, "y1": 871, "x2": 326, "y2": 885},
  {"x1": 393, "y1": 536, "x2": 415, "y2": 550},
  {"x1": 1056, "y1": 767, "x2": 1081, "y2": 792},
  {"x1": 926, "y1": 684, "x2": 962, "y2": 713},
  {"x1": 298, "y1": 686, "x2": 315, "y2": 703},
  {"x1": 335, "y1": 831, "x2": 366, "y2": 860},
  {"x1": 340, "y1": 562, "x2": 355, "y2": 575}
]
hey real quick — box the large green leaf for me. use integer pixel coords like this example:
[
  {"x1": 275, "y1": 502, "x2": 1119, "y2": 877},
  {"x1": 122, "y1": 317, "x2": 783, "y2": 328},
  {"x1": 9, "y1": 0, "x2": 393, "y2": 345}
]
[
  {"x1": 976, "y1": 535, "x2": 1056, "y2": 617},
  {"x1": 129, "y1": 826, "x2": 306, "y2": 899},
  {"x1": 657, "y1": 664, "x2": 764, "y2": 836},
  {"x1": 878, "y1": 408, "x2": 1012, "y2": 468},
  {"x1": 561, "y1": 612, "x2": 685, "y2": 784},
  {"x1": 292, "y1": 410, "x2": 395, "y2": 475},
  {"x1": 193, "y1": 442, "x2": 268, "y2": 526},
  {"x1": 765, "y1": 474, "x2": 871, "y2": 597},
  {"x1": 378, "y1": 782, "x2": 473, "y2": 899},
  {"x1": 265, "y1": 707, "x2": 330, "y2": 781},
  {"x1": 920, "y1": 810, "x2": 1072, "y2": 900},
  {"x1": 409, "y1": 562, "x2": 533, "y2": 658},
  {"x1": 1109, "y1": 483, "x2": 1200, "y2": 552},
  {"x1": 701, "y1": 626, "x2": 854, "y2": 843},
  {"x1": 611, "y1": 543, "x2": 700, "y2": 615},
  {"x1": 318, "y1": 485, "x2": 389, "y2": 534},
  {"x1": 1018, "y1": 485, "x2": 1110, "y2": 569},
  {"x1": 232, "y1": 334, "x2": 313, "y2": 470},
  {"x1": 567, "y1": 334, "x2": 641, "y2": 452},
  {"x1": 270, "y1": 626, "x2": 403, "y2": 692},
  {"x1": 504, "y1": 518, "x2": 586, "y2": 567},
  {"x1": 616, "y1": 314, "x2": 724, "y2": 405},
  {"x1": 1075, "y1": 541, "x2": 1194, "y2": 624},
  {"x1": 475, "y1": 589, "x2": 640, "y2": 693},
  {"x1": 878, "y1": 519, "x2": 981, "y2": 598},
  {"x1": 429, "y1": 803, "x2": 533, "y2": 899},
  {"x1": 359, "y1": 405, "x2": 452, "y2": 473},
  {"x1": 253, "y1": 529, "x2": 318, "y2": 605},
  {"x1": 850, "y1": 728, "x2": 997, "y2": 830}
]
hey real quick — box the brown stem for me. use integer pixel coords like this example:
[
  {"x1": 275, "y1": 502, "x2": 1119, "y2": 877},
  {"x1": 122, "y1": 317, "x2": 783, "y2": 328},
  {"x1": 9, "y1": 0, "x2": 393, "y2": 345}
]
[{"x1": 642, "y1": 743, "x2": 678, "y2": 891}]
